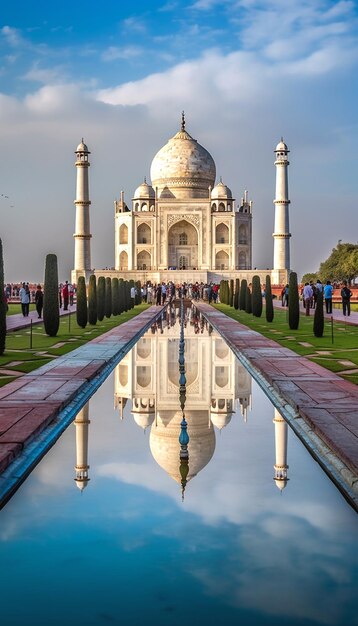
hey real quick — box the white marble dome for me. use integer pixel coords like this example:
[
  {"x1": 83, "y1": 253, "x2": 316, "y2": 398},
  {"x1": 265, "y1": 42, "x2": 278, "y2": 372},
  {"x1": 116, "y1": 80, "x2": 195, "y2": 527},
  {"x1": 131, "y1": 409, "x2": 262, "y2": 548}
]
[
  {"x1": 150, "y1": 124, "x2": 216, "y2": 199},
  {"x1": 211, "y1": 180, "x2": 232, "y2": 199},
  {"x1": 76, "y1": 140, "x2": 89, "y2": 153},
  {"x1": 275, "y1": 139, "x2": 288, "y2": 152},
  {"x1": 133, "y1": 178, "x2": 155, "y2": 199}
]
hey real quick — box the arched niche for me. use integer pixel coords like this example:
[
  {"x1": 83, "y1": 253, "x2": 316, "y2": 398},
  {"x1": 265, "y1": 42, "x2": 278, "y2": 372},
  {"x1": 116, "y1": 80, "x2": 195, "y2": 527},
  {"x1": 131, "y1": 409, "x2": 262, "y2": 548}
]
[
  {"x1": 137, "y1": 250, "x2": 151, "y2": 270},
  {"x1": 215, "y1": 250, "x2": 229, "y2": 270},
  {"x1": 137, "y1": 223, "x2": 151, "y2": 244},
  {"x1": 215, "y1": 366, "x2": 229, "y2": 388},
  {"x1": 215, "y1": 223, "x2": 229, "y2": 244},
  {"x1": 119, "y1": 224, "x2": 128, "y2": 244},
  {"x1": 218, "y1": 202, "x2": 226, "y2": 212},
  {"x1": 168, "y1": 219, "x2": 198, "y2": 269},
  {"x1": 239, "y1": 251, "x2": 247, "y2": 269},
  {"x1": 239, "y1": 224, "x2": 248, "y2": 244},
  {"x1": 136, "y1": 366, "x2": 151, "y2": 388},
  {"x1": 119, "y1": 250, "x2": 128, "y2": 270}
]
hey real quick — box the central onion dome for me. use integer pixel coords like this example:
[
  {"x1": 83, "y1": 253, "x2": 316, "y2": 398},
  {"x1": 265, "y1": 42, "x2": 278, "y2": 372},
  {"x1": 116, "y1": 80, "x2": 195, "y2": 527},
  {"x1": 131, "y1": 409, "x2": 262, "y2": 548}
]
[{"x1": 150, "y1": 113, "x2": 216, "y2": 199}]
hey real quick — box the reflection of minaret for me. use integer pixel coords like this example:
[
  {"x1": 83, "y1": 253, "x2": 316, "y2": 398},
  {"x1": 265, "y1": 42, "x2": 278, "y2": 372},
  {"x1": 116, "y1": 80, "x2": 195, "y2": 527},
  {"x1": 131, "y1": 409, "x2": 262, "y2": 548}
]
[
  {"x1": 74, "y1": 404, "x2": 90, "y2": 491},
  {"x1": 273, "y1": 408, "x2": 289, "y2": 491}
]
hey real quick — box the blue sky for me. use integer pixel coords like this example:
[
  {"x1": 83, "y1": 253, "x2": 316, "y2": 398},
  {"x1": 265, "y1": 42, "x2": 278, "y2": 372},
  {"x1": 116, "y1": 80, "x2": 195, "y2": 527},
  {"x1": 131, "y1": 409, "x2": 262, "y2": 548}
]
[{"x1": 1, "y1": 0, "x2": 358, "y2": 280}]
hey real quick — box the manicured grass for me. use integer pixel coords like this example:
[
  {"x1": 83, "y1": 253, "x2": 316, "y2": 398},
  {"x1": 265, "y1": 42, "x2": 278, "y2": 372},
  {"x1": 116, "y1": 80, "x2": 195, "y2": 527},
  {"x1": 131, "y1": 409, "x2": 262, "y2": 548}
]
[
  {"x1": 7, "y1": 303, "x2": 36, "y2": 315},
  {"x1": 214, "y1": 303, "x2": 358, "y2": 385},
  {"x1": 0, "y1": 305, "x2": 149, "y2": 382}
]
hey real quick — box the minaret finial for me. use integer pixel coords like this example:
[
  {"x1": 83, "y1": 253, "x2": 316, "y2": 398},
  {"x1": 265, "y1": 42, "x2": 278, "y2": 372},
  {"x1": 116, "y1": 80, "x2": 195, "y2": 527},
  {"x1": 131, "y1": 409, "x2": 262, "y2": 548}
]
[
  {"x1": 281, "y1": 136, "x2": 283, "y2": 142},
  {"x1": 144, "y1": 176, "x2": 147, "y2": 183},
  {"x1": 181, "y1": 110, "x2": 185, "y2": 131}
]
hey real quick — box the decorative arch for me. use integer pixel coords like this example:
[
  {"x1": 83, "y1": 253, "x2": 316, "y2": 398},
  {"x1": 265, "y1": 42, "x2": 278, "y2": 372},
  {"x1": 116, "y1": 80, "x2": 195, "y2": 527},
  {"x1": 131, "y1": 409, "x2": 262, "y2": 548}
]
[
  {"x1": 136, "y1": 366, "x2": 151, "y2": 388},
  {"x1": 118, "y1": 364, "x2": 128, "y2": 387},
  {"x1": 215, "y1": 366, "x2": 229, "y2": 388},
  {"x1": 215, "y1": 250, "x2": 229, "y2": 270},
  {"x1": 239, "y1": 251, "x2": 247, "y2": 269},
  {"x1": 137, "y1": 222, "x2": 151, "y2": 244},
  {"x1": 239, "y1": 224, "x2": 248, "y2": 244},
  {"x1": 140, "y1": 202, "x2": 148, "y2": 211},
  {"x1": 215, "y1": 223, "x2": 229, "y2": 244},
  {"x1": 136, "y1": 339, "x2": 151, "y2": 359},
  {"x1": 218, "y1": 202, "x2": 226, "y2": 212},
  {"x1": 211, "y1": 202, "x2": 217, "y2": 211},
  {"x1": 119, "y1": 224, "x2": 128, "y2": 244},
  {"x1": 137, "y1": 250, "x2": 151, "y2": 270},
  {"x1": 168, "y1": 219, "x2": 198, "y2": 269},
  {"x1": 119, "y1": 250, "x2": 128, "y2": 270}
]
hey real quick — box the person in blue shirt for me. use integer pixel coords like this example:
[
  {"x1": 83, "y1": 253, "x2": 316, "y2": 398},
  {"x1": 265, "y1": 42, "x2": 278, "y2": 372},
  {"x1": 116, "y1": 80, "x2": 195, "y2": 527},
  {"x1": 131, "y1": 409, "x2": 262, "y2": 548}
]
[{"x1": 323, "y1": 280, "x2": 333, "y2": 314}]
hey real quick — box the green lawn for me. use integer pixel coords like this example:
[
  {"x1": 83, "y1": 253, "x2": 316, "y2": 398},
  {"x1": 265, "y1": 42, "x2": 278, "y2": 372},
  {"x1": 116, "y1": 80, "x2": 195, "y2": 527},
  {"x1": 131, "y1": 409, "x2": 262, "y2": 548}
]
[
  {"x1": 0, "y1": 304, "x2": 149, "y2": 386},
  {"x1": 7, "y1": 303, "x2": 36, "y2": 315},
  {"x1": 213, "y1": 304, "x2": 358, "y2": 385}
]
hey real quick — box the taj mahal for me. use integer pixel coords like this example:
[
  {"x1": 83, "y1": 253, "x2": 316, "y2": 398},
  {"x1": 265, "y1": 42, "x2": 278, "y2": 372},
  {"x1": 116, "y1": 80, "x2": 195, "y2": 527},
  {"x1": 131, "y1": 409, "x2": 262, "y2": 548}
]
[{"x1": 71, "y1": 113, "x2": 292, "y2": 286}]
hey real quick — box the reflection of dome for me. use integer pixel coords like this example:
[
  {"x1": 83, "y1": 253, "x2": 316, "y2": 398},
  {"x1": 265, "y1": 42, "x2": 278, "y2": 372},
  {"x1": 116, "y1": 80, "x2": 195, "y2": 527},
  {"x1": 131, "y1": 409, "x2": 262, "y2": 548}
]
[
  {"x1": 75, "y1": 140, "x2": 89, "y2": 153},
  {"x1": 149, "y1": 410, "x2": 215, "y2": 484},
  {"x1": 211, "y1": 180, "x2": 232, "y2": 199},
  {"x1": 133, "y1": 412, "x2": 155, "y2": 430},
  {"x1": 134, "y1": 178, "x2": 155, "y2": 199},
  {"x1": 210, "y1": 411, "x2": 232, "y2": 430},
  {"x1": 150, "y1": 122, "x2": 216, "y2": 199}
]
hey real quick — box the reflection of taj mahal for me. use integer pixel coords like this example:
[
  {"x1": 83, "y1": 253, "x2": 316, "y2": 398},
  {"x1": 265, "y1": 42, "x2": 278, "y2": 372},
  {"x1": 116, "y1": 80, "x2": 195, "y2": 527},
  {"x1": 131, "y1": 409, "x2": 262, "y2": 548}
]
[
  {"x1": 114, "y1": 313, "x2": 251, "y2": 487},
  {"x1": 72, "y1": 114, "x2": 291, "y2": 286}
]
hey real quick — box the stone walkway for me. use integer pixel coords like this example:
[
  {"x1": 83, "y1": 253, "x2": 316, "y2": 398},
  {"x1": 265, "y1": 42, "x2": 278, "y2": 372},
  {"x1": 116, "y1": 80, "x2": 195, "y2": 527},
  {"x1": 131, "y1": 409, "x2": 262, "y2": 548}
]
[
  {"x1": 0, "y1": 306, "x2": 163, "y2": 494},
  {"x1": 6, "y1": 306, "x2": 74, "y2": 332},
  {"x1": 273, "y1": 299, "x2": 358, "y2": 326},
  {"x1": 196, "y1": 303, "x2": 358, "y2": 510}
]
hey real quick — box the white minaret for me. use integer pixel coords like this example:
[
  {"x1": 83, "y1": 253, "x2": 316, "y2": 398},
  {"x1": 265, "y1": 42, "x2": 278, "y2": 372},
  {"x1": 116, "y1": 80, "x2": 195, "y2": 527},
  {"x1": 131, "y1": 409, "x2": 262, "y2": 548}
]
[
  {"x1": 273, "y1": 408, "x2": 289, "y2": 491},
  {"x1": 73, "y1": 139, "x2": 92, "y2": 283},
  {"x1": 74, "y1": 403, "x2": 90, "y2": 491},
  {"x1": 273, "y1": 138, "x2": 291, "y2": 271}
]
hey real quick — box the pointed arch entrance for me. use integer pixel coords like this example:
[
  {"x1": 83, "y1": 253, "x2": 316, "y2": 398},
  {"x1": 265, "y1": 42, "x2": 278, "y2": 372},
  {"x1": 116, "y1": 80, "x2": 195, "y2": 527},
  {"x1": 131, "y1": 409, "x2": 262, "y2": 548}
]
[{"x1": 168, "y1": 220, "x2": 198, "y2": 269}]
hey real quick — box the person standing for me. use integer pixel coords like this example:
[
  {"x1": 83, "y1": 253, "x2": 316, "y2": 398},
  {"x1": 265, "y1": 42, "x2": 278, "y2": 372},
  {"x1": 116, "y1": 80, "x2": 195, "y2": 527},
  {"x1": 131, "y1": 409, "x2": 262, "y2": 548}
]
[
  {"x1": 341, "y1": 280, "x2": 352, "y2": 316},
  {"x1": 62, "y1": 281, "x2": 69, "y2": 310},
  {"x1": 19, "y1": 282, "x2": 29, "y2": 316},
  {"x1": 302, "y1": 283, "x2": 313, "y2": 316},
  {"x1": 324, "y1": 280, "x2": 333, "y2": 314},
  {"x1": 35, "y1": 284, "x2": 43, "y2": 318}
]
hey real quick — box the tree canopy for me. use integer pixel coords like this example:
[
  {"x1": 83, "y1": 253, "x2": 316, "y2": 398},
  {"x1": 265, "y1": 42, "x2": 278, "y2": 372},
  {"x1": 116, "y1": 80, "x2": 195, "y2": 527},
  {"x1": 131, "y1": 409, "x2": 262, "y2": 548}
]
[{"x1": 319, "y1": 242, "x2": 358, "y2": 284}]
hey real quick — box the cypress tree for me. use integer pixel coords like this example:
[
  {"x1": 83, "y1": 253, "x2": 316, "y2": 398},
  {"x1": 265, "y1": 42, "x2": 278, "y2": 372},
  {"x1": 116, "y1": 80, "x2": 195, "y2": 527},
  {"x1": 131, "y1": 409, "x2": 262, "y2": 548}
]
[
  {"x1": 112, "y1": 277, "x2": 120, "y2": 315},
  {"x1": 105, "y1": 277, "x2": 112, "y2": 318},
  {"x1": 88, "y1": 274, "x2": 97, "y2": 325},
  {"x1": 219, "y1": 280, "x2": 225, "y2": 304},
  {"x1": 123, "y1": 280, "x2": 129, "y2": 312},
  {"x1": 288, "y1": 271, "x2": 300, "y2": 330},
  {"x1": 234, "y1": 278, "x2": 240, "y2": 310},
  {"x1": 135, "y1": 280, "x2": 141, "y2": 305},
  {"x1": 265, "y1": 274, "x2": 274, "y2": 323},
  {"x1": 0, "y1": 239, "x2": 6, "y2": 355},
  {"x1": 252, "y1": 275, "x2": 262, "y2": 317},
  {"x1": 229, "y1": 279, "x2": 234, "y2": 307},
  {"x1": 76, "y1": 276, "x2": 88, "y2": 328},
  {"x1": 225, "y1": 280, "x2": 230, "y2": 304},
  {"x1": 43, "y1": 253, "x2": 60, "y2": 337},
  {"x1": 240, "y1": 279, "x2": 247, "y2": 310},
  {"x1": 118, "y1": 278, "x2": 125, "y2": 313},
  {"x1": 245, "y1": 285, "x2": 252, "y2": 314},
  {"x1": 129, "y1": 280, "x2": 135, "y2": 309},
  {"x1": 313, "y1": 290, "x2": 324, "y2": 337},
  {"x1": 97, "y1": 276, "x2": 105, "y2": 321}
]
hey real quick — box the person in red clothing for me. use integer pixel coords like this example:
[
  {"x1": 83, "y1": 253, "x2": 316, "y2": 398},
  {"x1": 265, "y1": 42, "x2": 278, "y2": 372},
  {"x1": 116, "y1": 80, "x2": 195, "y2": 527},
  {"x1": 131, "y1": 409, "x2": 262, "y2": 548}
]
[{"x1": 62, "y1": 281, "x2": 69, "y2": 310}]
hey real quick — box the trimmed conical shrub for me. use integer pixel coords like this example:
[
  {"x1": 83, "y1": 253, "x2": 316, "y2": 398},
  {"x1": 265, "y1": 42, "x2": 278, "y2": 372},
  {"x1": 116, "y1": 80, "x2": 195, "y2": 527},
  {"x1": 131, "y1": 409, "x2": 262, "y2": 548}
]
[
  {"x1": 219, "y1": 280, "x2": 225, "y2": 304},
  {"x1": 124, "y1": 280, "x2": 130, "y2": 312},
  {"x1": 135, "y1": 280, "x2": 141, "y2": 305},
  {"x1": 76, "y1": 276, "x2": 87, "y2": 328},
  {"x1": 265, "y1": 275, "x2": 274, "y2": 323},
  {"x1": 43, "y1": 253, "x2": 60, "y2": 337},
  {"x1": 112, "y1": 277, "x2": 120, "y2": 315},
  {"x1": 88, "y1": 274, "x2": 97, "y2": 325},
  {"x1": 0, "y1": 239, "x2": 6, "y2": 355},
  {"x1": 288, "y1": 271, "x2": 300, "y2": 330},
  {"x1": 245, "y1": 285, "x2": 252, "y2": 314},
  {"x1": 118, "y1": 278, "x2": 125, "y2": 313},
  {"x1": 129, "y1": 280, "x2": 135, "y2": 309},
  {"x1": 252, "y1": 275, "x2": 262, "y2": 317},
  {"x1": 229, "y1": 279, "x2": 234, "y2": 307},
  {"x1": 314, "y1": 290, "x2": 324, "y2": 337},
  {"x1": 234, "y1": 278, "x2": 240, "y2": 310},
  {"x1": 105, "y1": 277, "x2": 112, "y2": 318},
  {"x1": 97, "y1": 276, "x2": 105, "y2": 321},
  {"x1": 240, "y1": 279, "x2": 247, "y2": 310}
]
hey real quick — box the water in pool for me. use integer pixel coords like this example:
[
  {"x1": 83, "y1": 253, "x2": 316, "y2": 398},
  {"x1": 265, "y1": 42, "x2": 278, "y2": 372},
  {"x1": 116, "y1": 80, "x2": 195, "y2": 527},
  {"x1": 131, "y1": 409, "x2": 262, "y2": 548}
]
[{"x1": 0, "y1": 307, "x2": 357, "y2": 626}]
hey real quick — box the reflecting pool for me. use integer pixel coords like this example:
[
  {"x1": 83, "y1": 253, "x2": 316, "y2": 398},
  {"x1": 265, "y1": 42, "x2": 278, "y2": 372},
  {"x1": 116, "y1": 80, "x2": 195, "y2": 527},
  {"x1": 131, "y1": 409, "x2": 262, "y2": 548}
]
[{"x1": 0, "y1": 307, "x2": 357, "y2": 626}]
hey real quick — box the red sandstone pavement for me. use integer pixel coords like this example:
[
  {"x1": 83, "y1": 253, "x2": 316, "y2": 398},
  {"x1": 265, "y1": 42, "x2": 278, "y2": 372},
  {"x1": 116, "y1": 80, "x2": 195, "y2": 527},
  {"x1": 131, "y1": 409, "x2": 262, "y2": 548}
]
[
  {"x1": 6, "y1": 306, "x2": 74, "y2": 332},
  {"x1": 196, "y1": 303, "x2": 358, "y2": 483},
  {"x1": 0, "y1": 306, "x2": 163, "y2": 477}
]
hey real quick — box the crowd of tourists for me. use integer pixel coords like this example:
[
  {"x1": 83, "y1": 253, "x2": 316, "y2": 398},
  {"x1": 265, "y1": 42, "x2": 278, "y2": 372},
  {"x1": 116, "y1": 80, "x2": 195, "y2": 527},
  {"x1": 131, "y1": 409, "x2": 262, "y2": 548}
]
[
  {"x1": 280, "y1": 279, "x2": 354, "y2": 317},
  {"x1": 136, "y1": 282, "x2": 220, "y2": 306}
]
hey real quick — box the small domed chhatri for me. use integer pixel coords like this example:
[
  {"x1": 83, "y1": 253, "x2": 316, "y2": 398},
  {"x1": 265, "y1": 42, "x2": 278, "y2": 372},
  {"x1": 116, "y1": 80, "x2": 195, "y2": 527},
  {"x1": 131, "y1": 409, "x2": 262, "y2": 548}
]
[
  {"x1": 211, "y1": 178, "x2": 232, "y2": 199},
  {"x1": 133, "y1": 177, "x2": 155, "y2": 199},
  {"x1": 75, "y1": 139, "x2": 90, "y2": 153},
  {"x1": 150, "y1": 112, "x2": 216, "y2": 199}
]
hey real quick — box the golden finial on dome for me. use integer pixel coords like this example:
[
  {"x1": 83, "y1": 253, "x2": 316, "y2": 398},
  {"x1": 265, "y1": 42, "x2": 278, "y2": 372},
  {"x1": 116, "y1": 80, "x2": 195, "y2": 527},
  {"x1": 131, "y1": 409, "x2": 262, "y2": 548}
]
[{"x1": 181, "y1": 110, "x2": 185, "y2": 131}]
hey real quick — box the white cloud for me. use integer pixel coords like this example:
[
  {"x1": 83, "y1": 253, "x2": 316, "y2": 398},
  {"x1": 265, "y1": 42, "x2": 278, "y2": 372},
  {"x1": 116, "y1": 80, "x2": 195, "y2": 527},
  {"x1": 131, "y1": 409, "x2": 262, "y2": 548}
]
[{"x1": 101, "y1": 45, "x2": 143, "y2": 62}]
